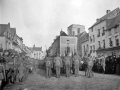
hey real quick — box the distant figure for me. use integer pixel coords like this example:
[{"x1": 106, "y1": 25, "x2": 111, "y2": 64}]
[
  {"x1": 73, "y1": 53, "x2": 81, "y2": 77},
  {"x1": 45, "y1": 55, "x2": 53, "y2": 78},
  {"x1": 87, "y1": 53, "x2": 94, "y2": 78},
  {"x1": 0, "y1": 55, "x2": 6, "y2": 89},
  {"x1": 65, "y1": 53, "x2": 72, "y2": 77},
  {"x1": 54, "y1": 54, "x2": 62, "y2": 78}
]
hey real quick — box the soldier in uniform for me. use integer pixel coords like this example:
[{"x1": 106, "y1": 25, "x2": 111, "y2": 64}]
[
  {"x1": 87, "y1": 52, "x2": 94, "y2": 78},
  {"x1": 45, "y1": 54, "x2": 53, "y2": 78},
  {"x1": 101, "y1": 55, "x2": 106, "y2": 74},
  {"x1": 54, "y1": 54, "x2": 62, "y2": 78},
  {"x1": 73, "y1": 53, "x2": 81, "y2": 77},
  {"x1": 0, "y1": 51, "x2": 6, "y2": 89},
  {"x1": 64, "y1": 53, "x2": 72, "y2": 77}
]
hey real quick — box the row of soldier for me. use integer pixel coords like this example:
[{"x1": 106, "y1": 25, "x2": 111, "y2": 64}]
[
  {"x1": 44, "y1": 52, "x2": 94, "y2": 78},
  {"x1": 0, "y1": 50, "x2": 34, "y2": 90}
]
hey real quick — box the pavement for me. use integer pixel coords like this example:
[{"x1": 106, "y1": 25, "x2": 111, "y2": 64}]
[{"x1": 3, "y1": 69, "x2": 120, "y2": 90}]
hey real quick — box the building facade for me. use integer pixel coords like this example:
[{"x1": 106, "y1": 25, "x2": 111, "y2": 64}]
[
  {"x1": 81, "y1": 33, "x2": 89, "y2": 57},
  {"x1": 89, "y1": 7, "x2": 120, "y2": 57},
  {"x1": 49, "y1": 31, "x2": 77, "y2": 56},
  {"x1": 67, "y1": 24, "x2": 85, "y2": 36},
  {"x1": 29, "y1": 45, "x2": 43, "y2": 60},
  {"x1": 0, "y1": 23, "x2": 13, "y2": 50}
]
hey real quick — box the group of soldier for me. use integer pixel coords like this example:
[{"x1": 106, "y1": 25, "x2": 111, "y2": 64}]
[
  {"x1": 0, "y1": 49, "x2": 35, "y2": 90},
  {"x1": 44, "y1": 51, "x2": 94, "y2": 78}
]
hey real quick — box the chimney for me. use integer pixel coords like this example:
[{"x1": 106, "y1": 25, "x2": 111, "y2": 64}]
[
  {"x1": 106, "y1": 10, "x2": 111, "y2": 14},
  {"x1": 96, "y1": 18, "x2": 99, "y2": 22},
  {"x1": 8, "y1": 22, "x2": 10, "y2": 27}
]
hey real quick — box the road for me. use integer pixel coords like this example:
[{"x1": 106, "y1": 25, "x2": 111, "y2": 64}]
[{"x1": 3, "y1": 69, "x2": 120, "y2": 90}]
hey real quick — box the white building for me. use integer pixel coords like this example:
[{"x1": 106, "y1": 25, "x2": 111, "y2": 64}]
[
  {"x1": 29, "y1": 45, "x2": 44, "y2": 60},
  {"x1": 89, "y1": 8, "x2": 120, "y2": 57}
]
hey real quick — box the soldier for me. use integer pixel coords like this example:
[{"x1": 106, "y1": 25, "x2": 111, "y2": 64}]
[
  {"x1": 73, "y1": 53, "x2": 81, "y2": 77},
  {"x1": 64, "y1": 53, "x2": 72, "y2": 77},
  {"x1": 45, "y1": 55, "x2": 53, "y2": 78},
  {"x1": 54, "y1": 54, "x2": 62, "y2": 78},
  {"x1": 18, "y1": 63, "x2": 25, "y2": 83},
  {"x1": 101, "y1": 55, "x2": 106, "y2": 74},
  {"x1": 0, "y1": 52, "x2": 6, "y2": 89},
  {"x1": 87, "y1": 52, "x2": 94, "y2": 78}
]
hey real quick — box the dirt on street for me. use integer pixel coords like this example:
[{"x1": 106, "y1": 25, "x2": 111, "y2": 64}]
[{"x1": 3, "y1": 69, "x2": 120, "y2": 90}]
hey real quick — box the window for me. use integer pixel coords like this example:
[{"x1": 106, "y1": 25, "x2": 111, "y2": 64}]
[
  {"x1": 98, "y1": 41, "x2": 101, "y2": 48},
  {"x1": 109, "y1": 38, "x2": 113, "y2": 47},
  {"x1": 91, "y1": 28, "x2": 93, "y2": 32},
  {"x1": 1, "y1": 44, "x2": 2, "y2": 48},
  {"x1": 87, "y1": 44, "x2": 89, "y2": 51},
  {"x1": 90, "y1": 46, "x2": 92, "y2": 52},
  {"x1": 73, "y1": 31, "x2": 75, "y2": 36},
  {"x1": 102, "y1": 27, "x2": 105, "y2": 36},
  {"x1": 97, "y1": 29, "x2": 100, "y2": 37},
  {"x1": 93, "y1": 35, "x2": 95, "y2": 42},
  {"x1": 93, "y1": 45, "x2": 95, "y2": 52},
  {"x1": 114, "y1": 27, "x2": 118, "y2": 33},
  {"x1": 108, "y1": 30, "x2": 111, "y2": 35},
  {"x1": 84, "y1": 45, "x2": 85, "y2": 52},
  {"x1": 90, "y1": 36, "x2": 92, "y2": 43},
  {"x1": 115, "y1": 36, "x2": 119, "y2": 46},
  {"x1": 103, "y1": 40, "x2": 105, "y2": 48},
  {"x1": 78, "y1": 28, "x2": 80, "y2": 34}
]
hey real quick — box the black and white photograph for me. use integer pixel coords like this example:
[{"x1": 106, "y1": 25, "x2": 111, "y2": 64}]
[{"x1": 0, "y1": 0, "x2": 120, "y2": 90}]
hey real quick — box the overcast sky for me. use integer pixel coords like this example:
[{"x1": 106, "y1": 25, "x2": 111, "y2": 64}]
[{"x1": 0, "y1": 0, "x2": 120, "y2": 50}]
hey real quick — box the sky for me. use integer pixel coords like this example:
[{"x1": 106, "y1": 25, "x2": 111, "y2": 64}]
[{"x1": 0, "y1": 0, "x2": 120, "y2": 51}]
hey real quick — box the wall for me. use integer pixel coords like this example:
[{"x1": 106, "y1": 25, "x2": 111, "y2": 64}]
[
  {"x1": 89, "y1": 20, "x2": 106, "y2": 57},
  {"x1": 81, "y1": 40, "x2": 89, "y2": 57},
  {"x1": 68, "y1": 25, "x2": 85, "y2": 36},
  {"x1": 60, "y1": 36, "x2": 77, "y2": 56}
]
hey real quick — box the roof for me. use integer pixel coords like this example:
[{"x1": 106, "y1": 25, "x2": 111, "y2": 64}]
[
  {"x1": 68, "y1": 24, "x2": 84, "y2": 28},
  {"x1": 81, "y1": 33, "x2": 89, "y2": 43},
  {"x1": 10, "y1": 28, "x2": 16, "y2": 37},
  {"x1": 77, "y1": 31, "x2": 86, "y2": 38},
  {"x1": 17, "y1": 35, "x2": 23, "y2": 41},
  {"x1": 29, "y1": 47, "x2": 42, "y2": 51},
  {"x1": 0, "y1": 24, "x2": 8, "y2": 36},
  {"x1": 89, "y1": 7, "x2": 120, "y2": 29},
  {"x1": 106, "y1": 13, "x2": 120, "y2": 30}
]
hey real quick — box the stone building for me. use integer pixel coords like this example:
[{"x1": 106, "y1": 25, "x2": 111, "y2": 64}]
[
  {"x1": 89, "y1": 7, "x2": 120, "y2": 57},
  {"x1": 81, "y1": 33, "x2": 89, "y2": 57},
  {"x1": 67, "y1": 24, "x2": 85, "y2": 36}
]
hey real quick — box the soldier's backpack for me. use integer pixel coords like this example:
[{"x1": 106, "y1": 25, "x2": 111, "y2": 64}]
[
  {"x1": 56, "y1": 59, "x2": 60, "y2": 66},
  {"x1": 66, "y1": 58, "x2": 70, "y2": 65},
  {"x1": 46, "y1": 60, "x2": 51, "y2": 66},
  {"x1": 74, "y1": 60, "x2": 79, "y2": 65}
]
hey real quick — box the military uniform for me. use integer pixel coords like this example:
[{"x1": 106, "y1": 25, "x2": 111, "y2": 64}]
[
  {"x1": 45, "y1": 57, "x2": 53, "y2": 78},
  {"x1": 65, "y1": 56, "x2": 72, "y2": 77},
  {"x1": 54, "y1": 56, "x2": 62, "y2": 78},
  {"x1": 73, "y1": 54, "x2": 80, "y2": 77},
  {"x1": 87, "y1": 56, "x2": 94, "y2": 78}
]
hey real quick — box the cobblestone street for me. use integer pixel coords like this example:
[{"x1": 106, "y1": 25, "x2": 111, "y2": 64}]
[{"x1": 3, "y1": 69, "x2": 120, "y2": 90}]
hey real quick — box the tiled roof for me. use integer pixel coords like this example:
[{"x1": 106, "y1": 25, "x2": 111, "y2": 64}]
[
  {"x1": 10, "y1": 28, "x2": 16, "y2": 37},
  {"x1": 106, "y1": 14, "x2": 120, "y2": 30},
  {"x1": 89, "y1": 7, "x2": 120, "y2": 29},
  {"x1": 81, "y1": 33, "x2": 89, "y2": 43},
  {"x1": 0, "y1": 24, "x2": 8, "y2": 36},
  {"x1": 29, "y1": 47, "x2": 42, "y2": 51},
  {"x1": 77, "y1": 31, "x2": 86, "y2": 38}
]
